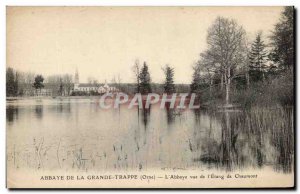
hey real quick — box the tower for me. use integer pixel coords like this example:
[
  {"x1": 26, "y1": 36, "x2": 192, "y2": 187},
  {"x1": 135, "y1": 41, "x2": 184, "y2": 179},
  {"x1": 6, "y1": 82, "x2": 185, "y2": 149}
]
[
  {"x1": 75, "y1": 68, "x2": 79, "y2": 84},
  {"x1": 74, "y1": 68, "x2": 79, "y2": 90}
]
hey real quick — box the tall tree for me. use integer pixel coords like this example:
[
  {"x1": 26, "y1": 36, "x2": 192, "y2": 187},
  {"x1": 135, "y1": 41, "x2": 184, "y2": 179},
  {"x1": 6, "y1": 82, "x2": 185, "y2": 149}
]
[
  {"x1": 244, "y1": 39, "x2": 252, "y2": 88},
  {"x1": 14, "y1": 71, "x2": 19, "y2": 96},
  {"x1": 199, "y1": 50, "x2": 219, "y2": 94},
  {"x1": 16, "y1": 72, "x2": 27, "y2": 96},
  {"x1": 33, "y1": 75, "x2": 44, "y2": 94},
  {"x1": 163, "y1": 65, "x2": 175, "y2": 94},
  {"x1": 190, "y1": 65, "x2": 201, "y2": 94},
  {"x1": 23, "y1": 72, "x2": 35, "y2": 96},
  {"x1": 249, "y1": 32, "x2": 268, "y2": 81},
  {"x1": 59, "y1": 79, "x2": 63, "y2": 96},
  {"x1": 132, "y1": 59, "x2": 140, "y2": 93},
  {"x1": 269, "y1": 6, "x2": 294, "y2": 72},
  {"x1": 206, "y1": 17, "x2": 246, "y2": 105},
  {"x1": 6, "y1": 67, "x2": 16, "y2": 97},
  {"x1": 139, "y1": 62, "x2": 152, "y2": 94},
  {"x1": 63, "y1": 74, "x2": 73, "y2": 95}
]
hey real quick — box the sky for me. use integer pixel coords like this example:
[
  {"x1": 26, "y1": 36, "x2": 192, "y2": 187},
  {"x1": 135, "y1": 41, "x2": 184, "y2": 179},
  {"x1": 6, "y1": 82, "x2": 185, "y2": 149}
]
[{"x1": 7, "y1": 6, "x2": 284, "y2": 84}]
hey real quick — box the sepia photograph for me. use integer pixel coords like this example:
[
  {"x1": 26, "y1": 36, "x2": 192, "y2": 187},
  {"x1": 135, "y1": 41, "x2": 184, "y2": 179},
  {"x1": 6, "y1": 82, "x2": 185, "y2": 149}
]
[{"x1": 6, "y1": 6, "x2": 295, "y2": 188}]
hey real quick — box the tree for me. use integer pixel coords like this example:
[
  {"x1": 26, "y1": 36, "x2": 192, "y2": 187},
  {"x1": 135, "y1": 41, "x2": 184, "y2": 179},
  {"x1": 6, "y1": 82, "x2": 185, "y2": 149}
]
[
  {"x1": 162, "y1": 65, "x2": 175, "y2": 94},
  {"x1": 205, "y1": 17, "x2": 246, "y2": 105},
  {"x1": 59, "y1": 79, "x2": 63, "y2": 96},
  {"x1": 63, "y1": 74, "x2": 73, "y2": 95},
  {"x1": 16, "y1": 71, "x2": 26, "y2": 96},
  {"x1": 139, "y1": 62, "x2": 152, "y2": 94},
  {"x1": 6, "y1": 67, "x2": 16, "y2": 97},
  {"x1": 190, "y1": 65, "x2": 201, "y2": 94},
  {"x1": 132, "y1": 59, "x2": 140, "y2": 93},
  {"x1": 199, "y1": 50, "x2": 219, "y2": 94},
  {"x1": 33, "y1": 75, "x2": 44, "y2": 94},
  {"x1": 249, "y1": 32, "x2": 268, "y2": 81},
  {"x1": 243, "y1": 38, "x2": 252, "y2": 88},
  {"x1": 25, "y1": 72, "x2": 35, "y2": 95},
  {"x1": 269, "y1": 6, "x2": 294, "y2": 72},
  {"x1": 14, "y1": 71, "x2": 19, "y2": 96},
  {"x1": 117, "y1": 74, "x2": 121, "y2": 91},
  {"x1": 47, "y1": 74, "x2": 62, "y2": 96}
]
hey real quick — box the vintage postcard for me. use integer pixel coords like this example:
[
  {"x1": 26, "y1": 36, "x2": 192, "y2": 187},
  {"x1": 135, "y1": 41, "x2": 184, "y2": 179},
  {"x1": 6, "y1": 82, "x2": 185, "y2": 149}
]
[{"x1": 6, "y1": 6, "x2": 295, "y2": 188}]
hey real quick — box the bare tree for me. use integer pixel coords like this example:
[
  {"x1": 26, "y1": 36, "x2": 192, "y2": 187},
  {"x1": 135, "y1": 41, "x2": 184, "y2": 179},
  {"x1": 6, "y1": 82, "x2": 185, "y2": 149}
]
[
  {"x1": 24, "y1": 72, "x2": 35, "y2": 96},
  {"x1": 199, "y1": 50, "x2": 220, "y2": 94},
  {"x1": 132, "y1": 59, "x2": 140, "y2": 93},
  {"x1": 205, "y1": 16, "x2": 246, "y2": 105},
  {"x1": 111, "y1": 76, "x2": 117, "y2": 87},
  {"x1": 46, "y1": 74, "x2": 72, "y2": 96},
  {"x1": 62, "y1": 74, "x2": 73, "y2": 95},
  {"x1": 117, "y1": 74, "x2": 121, "y2": 89},
  {"x1": 243, "y1": 37, "x2": 252, "y2": 88}
]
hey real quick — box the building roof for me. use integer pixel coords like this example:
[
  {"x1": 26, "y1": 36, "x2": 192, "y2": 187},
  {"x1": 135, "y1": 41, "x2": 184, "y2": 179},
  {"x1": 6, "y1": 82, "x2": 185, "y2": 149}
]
[{"x1": 78, "y1": 83, "x2": 100, "y2": 87}]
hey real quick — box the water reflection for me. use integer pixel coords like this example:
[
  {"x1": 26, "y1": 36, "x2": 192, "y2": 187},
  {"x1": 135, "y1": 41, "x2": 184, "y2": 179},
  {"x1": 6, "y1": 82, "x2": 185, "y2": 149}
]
[
  {"x1": 6, "y1": 99, "x2": 294, "y2": 173},
  {"x1": 35, "y1": 105, "x2": 43, "y2": 119},
  {"x1": 270, "y1": 108, "x2": 294, "y2": 173},
  {"x1": 141, "y1": 106, "x2": 151, "y2": 129},
  {"x1": 58, "y1": 101, "x2": 71, "y2": 114},
  {"x1": 192, "y1": 108, "x2": 294, "y2": 172},
  {"x1": 6, "y1": 105, "x2": 18, "y2": 122}
]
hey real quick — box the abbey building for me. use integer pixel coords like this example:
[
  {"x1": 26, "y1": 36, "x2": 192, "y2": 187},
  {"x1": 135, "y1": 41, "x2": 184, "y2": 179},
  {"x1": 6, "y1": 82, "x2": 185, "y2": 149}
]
[{"x1": 73, "y1": 69, "x2": 118, "y2": 94}]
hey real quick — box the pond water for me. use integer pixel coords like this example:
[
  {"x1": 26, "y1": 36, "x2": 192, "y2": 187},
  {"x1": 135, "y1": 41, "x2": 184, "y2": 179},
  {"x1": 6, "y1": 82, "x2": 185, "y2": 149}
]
[{"x1": 6, "y1": 98, "x2": 294, "y2": 173}]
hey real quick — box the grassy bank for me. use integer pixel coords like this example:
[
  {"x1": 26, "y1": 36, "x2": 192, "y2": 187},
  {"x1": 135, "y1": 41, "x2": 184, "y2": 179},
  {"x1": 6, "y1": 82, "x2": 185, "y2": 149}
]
[{"x1": 200, "y1": 73, "x2": 294, "y2": 110}]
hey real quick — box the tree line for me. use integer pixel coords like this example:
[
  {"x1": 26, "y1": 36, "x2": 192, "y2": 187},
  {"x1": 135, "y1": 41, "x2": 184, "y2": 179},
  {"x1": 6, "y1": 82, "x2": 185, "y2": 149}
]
[
  {"x1": 7, "y1": 7, "x2": 293, "y2": 106},
  {"x1": 131, "y1": 7, "x2": 294, "y2": 108},
  {"x1": 132, "y1": 60, "x2": 177, "y2": 95},
  {"x1": 188, "y1": 7, "x2": 293, "y2": 107},
  {"x1": 6, "y1": 69, "x2": 74, "y2": 97}
]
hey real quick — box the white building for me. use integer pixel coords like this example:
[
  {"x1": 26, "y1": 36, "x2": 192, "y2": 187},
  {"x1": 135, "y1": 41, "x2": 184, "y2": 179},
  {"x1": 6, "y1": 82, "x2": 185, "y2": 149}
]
[
  {"x1": 73, "y1": 69, "x2": 119, "y2": 94},
  {"x1": 33, "y1": 89, "x2": 52, "y2": 96}
]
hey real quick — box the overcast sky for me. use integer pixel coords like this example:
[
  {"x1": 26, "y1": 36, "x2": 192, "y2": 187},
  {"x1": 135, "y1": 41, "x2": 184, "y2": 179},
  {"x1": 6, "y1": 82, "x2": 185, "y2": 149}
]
[{"x1": 7, "y1": 6, "x2": 283, "y2": 84}]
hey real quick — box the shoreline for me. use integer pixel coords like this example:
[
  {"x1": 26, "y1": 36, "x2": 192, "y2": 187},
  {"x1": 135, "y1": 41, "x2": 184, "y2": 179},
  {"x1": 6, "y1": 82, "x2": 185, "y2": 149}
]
[{"x1": 6, "y1": 96, "x2": 103, "y2": 100}]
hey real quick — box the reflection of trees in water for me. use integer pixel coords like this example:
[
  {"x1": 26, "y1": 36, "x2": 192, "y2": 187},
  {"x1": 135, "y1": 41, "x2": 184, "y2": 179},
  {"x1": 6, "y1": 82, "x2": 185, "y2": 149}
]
[
  {"x1": 47, "y1": 100, "x2": 72, "y2": 115},
  {"x1": 192, "y1": 109, "x2": 202, "y2": 151},
  {"x1": 57, "y1": 100, "x2": 71, "y2": 113},
  {"x1": 164, "y1": 102, "x2": 181, "y2": 125},
  {"x1": 35, "y1": 105, "x2": 43, "y2": 119},
  {"x1": 166, "y1": 109, "x2": 175, "y2": 125},
  {"x1": 219, "y1": 111, "x2": 243, "y2": 171},
  {"x1": 193, "y1": 108, "x2": 201, "y2": 124},
  {"x1": 192, "y1": 110, "x2": 221, "y2": 167},
  {"x1": 7, "y1": 106, "x2": 18, "y2": 122},
  {"x1": 141, "y1": 106, "x2": 151, "y2": 129},
  {"x1": 132, "y1": 106, "x2": 154, "y2": 170},
  {"x1": 241, "y1": 108, "x2": 293, "y2": 172},
  {"x1": 166, "y1": 102, "x2": 174, "y2": 124},
  {"x1": 245, "y1": 111, "x2": 265, "y2": 168},
  {"x1": 270, "y1": 108, "x2": 294, "y2": 173},
  {"x1": 192, "y1": 108, "x2": 294, "y2": 173},
  {"x1": 219, "y1": 111, "x2": 275, "y2": 171}
]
